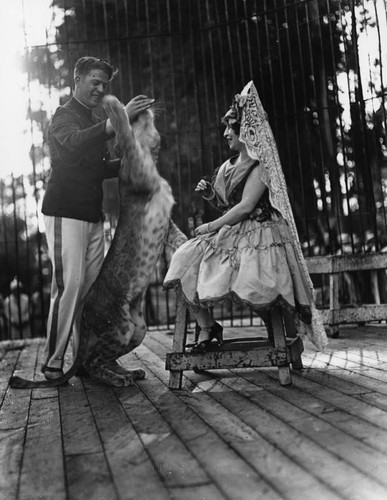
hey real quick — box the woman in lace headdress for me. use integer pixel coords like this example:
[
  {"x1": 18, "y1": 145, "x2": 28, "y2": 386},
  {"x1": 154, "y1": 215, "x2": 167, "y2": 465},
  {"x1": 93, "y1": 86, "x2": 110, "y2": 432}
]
[{"x1": 164, "y1": 82, "x2": 327, "y2": 351}]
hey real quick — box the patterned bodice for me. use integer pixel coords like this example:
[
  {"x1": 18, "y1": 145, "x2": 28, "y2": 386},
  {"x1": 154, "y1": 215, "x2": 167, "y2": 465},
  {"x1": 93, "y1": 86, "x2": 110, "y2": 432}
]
[{"x1": 211, "y1": 157, "x2": 279, "y2": 221}]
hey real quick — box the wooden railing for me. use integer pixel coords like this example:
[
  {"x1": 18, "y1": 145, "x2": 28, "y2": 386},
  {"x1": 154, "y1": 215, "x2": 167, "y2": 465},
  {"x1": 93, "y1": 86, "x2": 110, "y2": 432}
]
[{"x1": 306, "y1": 252, "x2": 387, "y2": 337}]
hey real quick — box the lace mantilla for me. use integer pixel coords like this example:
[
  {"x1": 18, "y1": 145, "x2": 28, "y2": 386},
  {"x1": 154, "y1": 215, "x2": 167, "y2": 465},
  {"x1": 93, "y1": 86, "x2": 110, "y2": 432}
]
[{"x1": 236, "y1": 81, "x2": 328, "y2": 350}]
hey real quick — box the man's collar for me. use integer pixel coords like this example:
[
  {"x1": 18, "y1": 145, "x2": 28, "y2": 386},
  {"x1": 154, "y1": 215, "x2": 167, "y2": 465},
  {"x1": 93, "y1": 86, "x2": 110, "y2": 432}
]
[
  {"x1": 69, "y1": 96, "x2": 94, "y2": 118},
  {"x1": 73, "y1": 95, "x2": 91, "y2": 111}
]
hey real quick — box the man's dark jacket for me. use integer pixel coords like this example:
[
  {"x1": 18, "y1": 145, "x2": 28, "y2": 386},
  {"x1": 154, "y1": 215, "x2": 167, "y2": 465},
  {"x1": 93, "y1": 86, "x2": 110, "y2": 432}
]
[{"x1": 42, "y1": 97, "x2": 120, "y2": 223}]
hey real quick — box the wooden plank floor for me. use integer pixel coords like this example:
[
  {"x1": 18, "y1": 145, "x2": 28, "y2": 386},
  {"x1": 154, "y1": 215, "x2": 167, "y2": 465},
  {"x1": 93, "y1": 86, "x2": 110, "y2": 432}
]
[{"x1": 1, "y1": 323, "x2": 387, "y2": 500}]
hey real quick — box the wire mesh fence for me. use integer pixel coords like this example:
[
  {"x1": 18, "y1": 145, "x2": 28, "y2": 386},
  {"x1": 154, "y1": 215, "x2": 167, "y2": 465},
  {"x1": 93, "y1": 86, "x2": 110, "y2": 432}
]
[{"x1": 1, "y1": 0, "x2": 386, "y2": 339}]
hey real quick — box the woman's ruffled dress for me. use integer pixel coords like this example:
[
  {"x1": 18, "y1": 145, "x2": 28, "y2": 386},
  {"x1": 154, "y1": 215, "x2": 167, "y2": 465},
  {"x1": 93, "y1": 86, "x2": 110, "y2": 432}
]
[{"x1": 164, "y1": 157, "x2": 326, "y2": 348}]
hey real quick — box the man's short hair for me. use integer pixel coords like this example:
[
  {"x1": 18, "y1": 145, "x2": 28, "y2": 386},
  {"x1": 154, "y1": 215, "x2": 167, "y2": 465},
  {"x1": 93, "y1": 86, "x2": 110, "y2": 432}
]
[{"x1": 74, "y1": 56, "x2": 118, "y2": 81}]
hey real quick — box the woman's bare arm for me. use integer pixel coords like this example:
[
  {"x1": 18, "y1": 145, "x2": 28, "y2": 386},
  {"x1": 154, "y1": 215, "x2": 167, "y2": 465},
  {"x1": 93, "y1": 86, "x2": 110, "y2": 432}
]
[{"x1": 195, "y1": 166, "x2": 266, "y2": 235}]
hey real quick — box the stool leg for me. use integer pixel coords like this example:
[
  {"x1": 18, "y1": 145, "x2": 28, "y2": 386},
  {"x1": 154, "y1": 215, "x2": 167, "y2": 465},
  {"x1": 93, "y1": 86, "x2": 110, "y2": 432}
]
[
  {"x1": 270, "y1": 309, "x2": 292, "y2": 386},
  {"x1": 329, "y1": 274, "x2": 340, "y2": 338},
  {"x1": 169, "y1": 290, "x2": 188, "y2": 389},
  {"x1": 283, "y1": 311, "x2": 303, "y2": 370},
  {"x1": 290, "y1": 356, "x2": 303, "y2": 371}
]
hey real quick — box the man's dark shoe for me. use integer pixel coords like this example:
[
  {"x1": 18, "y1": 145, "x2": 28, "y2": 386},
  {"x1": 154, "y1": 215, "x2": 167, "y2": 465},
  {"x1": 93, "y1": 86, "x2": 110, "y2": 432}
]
[{"x1": 42, "y1": 366, "x2": 65, "y2": 381}]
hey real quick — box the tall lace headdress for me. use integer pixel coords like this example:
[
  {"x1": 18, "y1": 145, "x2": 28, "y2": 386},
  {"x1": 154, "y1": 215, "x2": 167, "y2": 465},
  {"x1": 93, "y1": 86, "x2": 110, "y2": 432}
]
[{"x1": 233, "y1": 81, "x2": 328, "y2": 349}]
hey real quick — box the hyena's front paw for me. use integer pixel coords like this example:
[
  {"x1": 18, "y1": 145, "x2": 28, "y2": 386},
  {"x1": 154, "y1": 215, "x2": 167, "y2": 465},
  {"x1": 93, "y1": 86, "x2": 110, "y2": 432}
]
[
  {"x1": 126, "y1": 368, "x2": 146, "y2": 380},
  {"x1": 118, "y1": 368, "x2": 146, "y2": 386},
  {"x1": 86, "y1": 363, "x2": 130, "y2": 387},
  {"x1": 107, "y1": 362, "x2": 146, "y2": 383},
  {"x1": 87, "y1": 362, "x2": 146, "y2": 387},
  {"x1": 114, "y1": 368, "x2": 146, "y2": 387}
]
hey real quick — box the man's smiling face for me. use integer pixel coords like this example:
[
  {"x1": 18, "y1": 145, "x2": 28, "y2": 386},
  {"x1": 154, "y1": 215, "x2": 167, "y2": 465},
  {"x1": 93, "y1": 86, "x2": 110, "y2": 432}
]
[{"x1": 74, "y1": 69, "x2": 110, "y2": 109}]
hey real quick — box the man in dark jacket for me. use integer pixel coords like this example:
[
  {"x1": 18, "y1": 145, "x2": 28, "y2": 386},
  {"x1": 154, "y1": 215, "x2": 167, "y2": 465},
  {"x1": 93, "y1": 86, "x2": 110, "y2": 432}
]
[{"x1": 41, "y1": 56, "x2": 154, "y2": 381}]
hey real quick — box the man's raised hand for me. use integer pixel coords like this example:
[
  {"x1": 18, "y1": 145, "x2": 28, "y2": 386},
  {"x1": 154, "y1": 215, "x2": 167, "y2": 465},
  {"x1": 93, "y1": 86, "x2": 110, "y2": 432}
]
[{"x1": 125, "y1": 95, "x2": 155, "y2": 123}]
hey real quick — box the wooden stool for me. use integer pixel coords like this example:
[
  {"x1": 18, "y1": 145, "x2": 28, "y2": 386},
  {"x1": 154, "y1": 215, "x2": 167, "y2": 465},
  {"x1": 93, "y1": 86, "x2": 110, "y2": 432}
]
[{"x1": 165, "y1": 290, "x2": 304, "y2": 389}]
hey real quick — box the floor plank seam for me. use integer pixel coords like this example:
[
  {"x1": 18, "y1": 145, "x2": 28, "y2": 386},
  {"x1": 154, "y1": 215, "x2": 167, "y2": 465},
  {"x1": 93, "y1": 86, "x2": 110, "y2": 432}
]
[
  {"x1": 81, "y1": 381, "x2": 121, "y2": 500},
  {"x1": 14, "y1": 387, "x2": 34, "y2": 499},
  {"x1": 0, "y1": 350, "x2": 22, "y2": 409},
  {"x1": 0, "y1": 425, "x2": 26, "y2": 432},
  {"x1": 58, "y1": 383, "x2": 71, "y2": 500},
  {"x1": 64, "y1": 450, "x2": 110, "y2": 457}
]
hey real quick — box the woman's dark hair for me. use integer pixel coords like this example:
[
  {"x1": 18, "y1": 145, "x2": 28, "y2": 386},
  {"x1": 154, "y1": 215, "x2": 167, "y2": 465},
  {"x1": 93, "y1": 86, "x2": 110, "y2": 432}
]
[
  {"x1": 221, "y1": 98, "x2": 242, "y2": 136},
  {"x1": 74, "y1": 56, "x2": 118, "y2": 81},
  {"x1": 229, "y1": 121, "x2": 240, "y2": 135},
  {"x1": 221, "y1": 117, "x2": 241, "y2": 136}
]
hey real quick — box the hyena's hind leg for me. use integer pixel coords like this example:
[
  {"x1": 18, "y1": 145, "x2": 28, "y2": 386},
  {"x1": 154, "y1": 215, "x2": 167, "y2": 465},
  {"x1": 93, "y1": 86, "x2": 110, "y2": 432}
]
[
  {"x1": 84, "y1": 300, "x2": 147, "y2": 387},
  {"x1": 115, "y1": 298, "x2": 148, "y2": 385}
]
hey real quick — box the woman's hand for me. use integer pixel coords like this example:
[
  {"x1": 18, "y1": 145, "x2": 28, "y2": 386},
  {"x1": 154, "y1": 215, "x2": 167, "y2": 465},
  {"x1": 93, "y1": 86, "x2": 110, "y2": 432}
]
[
  {"x1": 125, "y1": 95, "x2": 155, "y2": 123},
  {"x1": 195, "y1": 179, "x2": 212, "y2": 194},
  {"x1": 195, "y1": 223, "x2": 214, "y2": 236},
  {"x1": 195, "y1": 179, "x2": 215, "y2": 200}
]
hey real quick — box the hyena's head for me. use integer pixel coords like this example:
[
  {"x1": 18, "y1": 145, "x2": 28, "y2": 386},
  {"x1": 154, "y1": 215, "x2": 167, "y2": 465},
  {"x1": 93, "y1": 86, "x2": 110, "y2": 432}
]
[{"x1": 133, "y1": 109, "x2": 161, "y2": 161}]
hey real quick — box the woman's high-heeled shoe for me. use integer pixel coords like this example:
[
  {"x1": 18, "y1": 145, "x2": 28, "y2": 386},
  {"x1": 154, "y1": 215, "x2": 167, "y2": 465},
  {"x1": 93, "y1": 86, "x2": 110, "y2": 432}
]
[{"x1": 189, "y1": 322, "x2": 223, "y2": 353}]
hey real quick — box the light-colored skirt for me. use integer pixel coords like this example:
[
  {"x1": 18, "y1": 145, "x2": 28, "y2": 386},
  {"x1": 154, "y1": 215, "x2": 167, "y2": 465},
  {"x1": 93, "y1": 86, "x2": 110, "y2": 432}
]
[{"x1": 163, "y1": 214, "x2": 313, "y2": 324}]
